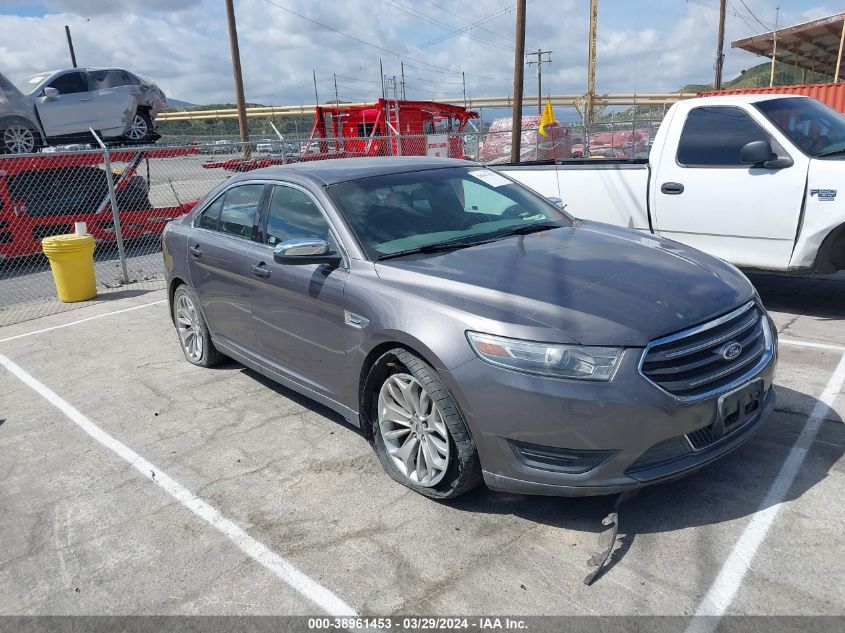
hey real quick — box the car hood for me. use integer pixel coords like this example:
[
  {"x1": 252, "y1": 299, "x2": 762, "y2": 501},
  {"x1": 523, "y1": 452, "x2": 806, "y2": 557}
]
[{"x1": 374, "y1": 221, "x2": 755, "y2": 346}]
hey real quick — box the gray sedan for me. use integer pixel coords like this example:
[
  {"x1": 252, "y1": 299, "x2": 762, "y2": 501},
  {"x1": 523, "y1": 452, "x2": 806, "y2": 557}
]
[{"x1": 162, "y1": 157, "x2": 777, "y2": 499}]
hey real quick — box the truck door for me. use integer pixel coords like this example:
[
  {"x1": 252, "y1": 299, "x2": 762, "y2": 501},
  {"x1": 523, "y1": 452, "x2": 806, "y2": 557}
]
[
  {"x1": 34, "y1": 71, "x2": 93, "y2": 138},
  {"x1": 651, "y1": 105, "x2": 808, "y2": 270}
]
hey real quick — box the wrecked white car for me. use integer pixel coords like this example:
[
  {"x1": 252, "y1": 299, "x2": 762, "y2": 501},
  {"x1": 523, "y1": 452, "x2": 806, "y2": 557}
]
[{"x1": 0, "y1": 68, "x2": 166, "y2": 154}]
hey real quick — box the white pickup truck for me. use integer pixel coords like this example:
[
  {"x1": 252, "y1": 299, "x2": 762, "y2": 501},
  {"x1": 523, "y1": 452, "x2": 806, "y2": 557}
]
[{"x1": 498, "y1": 94, "x2": 845, "y2": 274}]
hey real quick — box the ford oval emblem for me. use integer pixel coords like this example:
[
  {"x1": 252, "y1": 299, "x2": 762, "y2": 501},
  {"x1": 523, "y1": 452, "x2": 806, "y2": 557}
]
[{"x1": 721, "y1": 342, "x2": 743, "y2": 361}]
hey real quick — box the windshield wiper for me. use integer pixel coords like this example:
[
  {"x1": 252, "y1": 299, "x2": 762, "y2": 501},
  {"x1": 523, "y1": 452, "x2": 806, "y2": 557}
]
[
  {"x1": 815, "y1": 148, "x2": 845, "y2": 158},
  {"x1": 377, "y1": 236, "x2": 498, "y2": 261},
  {"x1": 483, "y1": 221, "x2": 567, "y2": 239}
]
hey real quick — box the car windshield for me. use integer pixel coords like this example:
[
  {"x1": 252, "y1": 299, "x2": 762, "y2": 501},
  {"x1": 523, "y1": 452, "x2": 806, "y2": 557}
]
[
  {"x1": 17, "y1": 73, "x2": 50, "y2": 93},
  {"x1": 326, "y1": 166, "x2": 570, "y2": 260},
  {"x1": 755, "y1": 97, "x2": 845, "y2": 157}
]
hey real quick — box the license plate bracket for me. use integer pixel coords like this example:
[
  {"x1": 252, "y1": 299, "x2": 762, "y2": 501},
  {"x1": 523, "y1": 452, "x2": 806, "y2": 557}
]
[{"x1": 716, "y1": 379, "x2": 765, "y2": 439}]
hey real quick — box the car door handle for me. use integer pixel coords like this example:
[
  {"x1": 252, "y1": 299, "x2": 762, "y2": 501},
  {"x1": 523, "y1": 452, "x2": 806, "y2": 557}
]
[
  {"x1": 251, "y1": 263, "x2": 271, "y2": 279},
  {"x1": 660, "y1": 182, "x2": 684, "y2": 195},
  {"x1": 189, "y1": 245, "x2": 202, "y2": 258}
]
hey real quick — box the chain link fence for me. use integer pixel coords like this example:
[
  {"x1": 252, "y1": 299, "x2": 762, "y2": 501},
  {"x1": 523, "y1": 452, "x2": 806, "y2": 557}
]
[{"x1": 0, "y1": 121, "x2": 664, "y2": 327}]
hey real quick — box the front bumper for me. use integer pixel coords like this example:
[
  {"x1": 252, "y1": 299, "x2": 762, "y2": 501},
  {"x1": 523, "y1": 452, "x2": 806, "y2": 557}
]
[{"x1": 443, "y1": 337, "x2": 777, "y2": 497}]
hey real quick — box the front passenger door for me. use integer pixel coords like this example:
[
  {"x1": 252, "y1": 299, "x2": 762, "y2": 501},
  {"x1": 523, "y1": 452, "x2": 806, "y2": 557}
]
[
  {"x1": 187, "y1": 183, "x2": 267, "y2": 354},
  {"x1": 247, "y1": 184, "x2": 348, "y2": 402},
  {"x1": 35, "y1": 71, "x2": 94, "y2": 137}
]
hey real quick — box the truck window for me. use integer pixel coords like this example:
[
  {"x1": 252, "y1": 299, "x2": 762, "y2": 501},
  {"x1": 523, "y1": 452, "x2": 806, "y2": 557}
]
[{"x1": 677, "y1": 106, "x2": 769, "y2": 166}]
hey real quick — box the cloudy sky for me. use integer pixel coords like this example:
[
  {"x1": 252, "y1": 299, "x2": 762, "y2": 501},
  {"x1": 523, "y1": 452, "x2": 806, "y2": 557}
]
[{"x1": 0, "y1": 0, "x2": 837, "y2": 114}]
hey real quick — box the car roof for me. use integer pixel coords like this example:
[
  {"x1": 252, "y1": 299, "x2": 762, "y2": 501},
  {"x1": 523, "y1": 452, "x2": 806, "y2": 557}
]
[{"x1": 233, "y1": 156, "x2": 478, "y2": 186}]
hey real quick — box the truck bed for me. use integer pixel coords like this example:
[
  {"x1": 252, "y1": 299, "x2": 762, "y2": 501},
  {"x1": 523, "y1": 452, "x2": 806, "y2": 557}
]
[{"x1": 493, "y1": 159, "x2": 651, "y2": 232}]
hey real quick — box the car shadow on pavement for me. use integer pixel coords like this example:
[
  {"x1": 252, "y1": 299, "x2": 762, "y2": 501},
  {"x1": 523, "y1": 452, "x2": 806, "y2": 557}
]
[
  {"x1": 444, "y1": 384, "x2": 843, "y2": 584},
  {"x1": 748, "y1": 271, "x2": 845, "y2": 320}
]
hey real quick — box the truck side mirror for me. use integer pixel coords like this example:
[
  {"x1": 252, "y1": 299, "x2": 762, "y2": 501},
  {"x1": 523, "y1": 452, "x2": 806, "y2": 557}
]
[{"x1": 740, "y1": 139, "x2": 792, "y2": 169}]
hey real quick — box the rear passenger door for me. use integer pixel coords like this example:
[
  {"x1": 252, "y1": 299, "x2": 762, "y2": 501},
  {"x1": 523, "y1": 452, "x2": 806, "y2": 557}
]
[
  {"x1": 246, "y1": 183, "x2": 348, "y2": 402},
  {"x1": 187, "y1": 183, "x2": 267, "y2": 354},
  {"x1": 88, "y1": 70, "x2": 137, "y2": 134}
]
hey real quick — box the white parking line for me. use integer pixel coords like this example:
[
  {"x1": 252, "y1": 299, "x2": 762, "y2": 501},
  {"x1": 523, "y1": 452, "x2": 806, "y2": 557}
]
[
  {"x1": 780, "y1": 338, "x2": 845, "y2": 352},
  {"x1": 686, "y1": 351, "x2": 845, "y2": 633},
  {"x1": 0, "y1": 352, "x2": 358, "y2": 617},
  {"x1": 0, "y1": 300, "x2": 167, "y2": 344}
]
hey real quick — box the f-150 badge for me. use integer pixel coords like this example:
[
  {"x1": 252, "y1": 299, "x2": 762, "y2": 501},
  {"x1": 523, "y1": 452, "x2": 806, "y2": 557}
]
[{"x1": 810, "y1": 189, "x2": 837, "y2": 201}]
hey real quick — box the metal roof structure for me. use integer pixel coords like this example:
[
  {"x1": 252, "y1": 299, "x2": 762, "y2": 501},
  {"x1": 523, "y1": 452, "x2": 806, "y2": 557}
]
[{"x1": 731, "y1": 12, "x2": 845, "y2": 80}]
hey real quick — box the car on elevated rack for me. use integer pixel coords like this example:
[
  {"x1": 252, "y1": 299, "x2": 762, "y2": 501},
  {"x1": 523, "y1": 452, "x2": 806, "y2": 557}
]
[
  {"x1": 0, "y1": 68, "x2": 166, "y2": 154},
  {"x1": 162, "y1": 157, "x2": 777, "y2": 500}
]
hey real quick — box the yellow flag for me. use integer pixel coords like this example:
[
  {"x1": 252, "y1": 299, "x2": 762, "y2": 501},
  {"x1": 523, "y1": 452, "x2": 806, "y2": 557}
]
[{"x1": 538, "y1": 99, "x2": 555, "y2": 137}]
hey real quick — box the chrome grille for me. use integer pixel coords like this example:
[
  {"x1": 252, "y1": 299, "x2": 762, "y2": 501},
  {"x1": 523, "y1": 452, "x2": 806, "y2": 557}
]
[{"x1": 640, "y1": 301, "x2": 771, "y2": 399}]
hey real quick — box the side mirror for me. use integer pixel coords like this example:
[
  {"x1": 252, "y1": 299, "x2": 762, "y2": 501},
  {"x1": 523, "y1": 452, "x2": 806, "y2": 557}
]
[
  {"x1": 41, "y1": 87, "x2": 59, "y2": 101},
  {"x1": 740, "y1": 140, "x2": 792, "y2": 168},
  {"x1": 273, "y1": 238, "x2": 341, "y2": 266}
]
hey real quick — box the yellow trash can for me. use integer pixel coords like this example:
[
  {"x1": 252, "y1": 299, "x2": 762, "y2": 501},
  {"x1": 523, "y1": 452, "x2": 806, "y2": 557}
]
[{"x1": 41, "y1": 234, "x2": 97, "y2": 303}]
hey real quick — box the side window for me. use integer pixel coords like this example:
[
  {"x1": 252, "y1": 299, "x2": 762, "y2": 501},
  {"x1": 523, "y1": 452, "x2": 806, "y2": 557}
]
[
  {"x1": 677, "y1": 107, "x2": 769, "y2": 166},
  {"x1": 48, "y1": 72, "x2": 88, "y2": 95},
  {"x1": 265, "y1": 186, "x2": 331, "y2": 246},
  {"x1": 90, "y1": 70, "x2": 130, "y2": 90},
  {"x1": 217, "y1": 184, "x2": 264, "y2": 239},
  {"x1": 198, "y1": 195, "x2": 224, "y2": 231}
]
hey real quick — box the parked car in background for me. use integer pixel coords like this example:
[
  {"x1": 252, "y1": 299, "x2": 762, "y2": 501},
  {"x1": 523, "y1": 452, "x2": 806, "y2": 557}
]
[
  {"x1": 0, "y1": 68, "x2": 166, "y2": 154},
  {"x1": 163, "y1": 157, "x2": 776, "y2": 500}
]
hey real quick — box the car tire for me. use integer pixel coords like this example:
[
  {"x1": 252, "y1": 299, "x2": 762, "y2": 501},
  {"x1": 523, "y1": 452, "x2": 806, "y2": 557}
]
[
  {"x1": 1, "y1": 122, "x2": 40, "y2": 155},
  {"x1": 125, "y1": 110, "x2": 154, "y2": 144},
  {"x1": 172, "y1": 285, "x2": 223, "y2": 368},
  {"x1": 369, "y1": 348, "x2": 482, "y2": 500}
]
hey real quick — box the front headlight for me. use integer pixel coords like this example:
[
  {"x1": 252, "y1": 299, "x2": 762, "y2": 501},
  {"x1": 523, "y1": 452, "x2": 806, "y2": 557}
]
[{"x1": 466, "y1": 332, "x2": 622, "y2": 381}]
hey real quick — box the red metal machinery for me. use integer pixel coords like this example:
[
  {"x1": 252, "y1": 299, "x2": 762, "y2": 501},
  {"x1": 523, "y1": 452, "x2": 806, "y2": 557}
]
[
  {"x1": 203, "y1": 99, "x2": 479, "y2": 172},
  {"x1": 0, "y1": 147, "x2": 199, "y2": 258}
]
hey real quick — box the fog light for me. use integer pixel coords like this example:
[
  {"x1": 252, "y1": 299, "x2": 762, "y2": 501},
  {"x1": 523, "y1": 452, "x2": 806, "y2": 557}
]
[{"x1": 510, "y1": 440, "x2": 614, "y2": 474}]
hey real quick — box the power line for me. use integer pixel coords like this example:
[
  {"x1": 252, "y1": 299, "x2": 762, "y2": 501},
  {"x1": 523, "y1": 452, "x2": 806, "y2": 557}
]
[
  {"x1": 735, "y1": 0, "x2": 774, "y2": 30},
  {"x1": 382, "y1": 0, "x2": 515, "y2": 51},
  {"x1": 423, "y1": 0, "x2": 518, "y2": 46}
]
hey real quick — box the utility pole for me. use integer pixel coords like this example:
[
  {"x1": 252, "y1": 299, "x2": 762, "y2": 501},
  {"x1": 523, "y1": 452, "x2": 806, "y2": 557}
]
[
  {"x1": 401, "y1": 62, "x2": 406, "y2": 100},
  {"x1": 225, "y1": 0, "x2": 250, "y2": 155},
  {"x1": 769, "y1": 6, "x2": 780, "y2": 87},
  {"x1": 510, "y1": 0, "x2": 526, "y2": 163},
  {"x1": 462, "y1": 71, "x2": 467, "y2": 108},
  {"x1": 714, "y1": 0, "x2": 726, "y2": 90},
  {"x1": 379, "y1": 58, "x2": 385, "y2": 99},
  {"x1": 333, "y1": 73, "x2": 339, "y2": 105},
  {"x1": 312, "y1": 69, "x2": 319, "y2": 105},
  {"x1": 586, "y1": 0, "x2": 598, "y2": 125},
  {"x1": 527, "y1": 49, "x2": 552, "y2": 113},
  {"x1": 64, "y1": 25, "x2": 78, "y2": 68}
]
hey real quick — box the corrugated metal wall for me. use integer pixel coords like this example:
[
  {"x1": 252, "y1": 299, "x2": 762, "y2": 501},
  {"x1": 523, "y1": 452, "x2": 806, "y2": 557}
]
[{"x1": 700, "y1": 82, "x2": 845, "y2": 113}]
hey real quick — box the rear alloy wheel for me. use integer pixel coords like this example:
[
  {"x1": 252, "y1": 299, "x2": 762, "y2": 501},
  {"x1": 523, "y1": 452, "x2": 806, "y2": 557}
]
[
  {"x1": 173, "y1": 286, "x2": 222, "y2": 367},
  {"x1": 2, "y1": 125, "x2": 38, "y2": 154},
  {"x1": 370, "y1": 348, "x2": 482, "y2": 499},
  {"x1": 126, "y1": 111, "x2": 152, "y2": 143}
]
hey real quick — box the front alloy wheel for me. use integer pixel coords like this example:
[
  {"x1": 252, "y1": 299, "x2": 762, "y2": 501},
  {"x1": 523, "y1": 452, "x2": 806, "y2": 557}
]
[
  {"x1": 2, "y1": 125, "x2": 37, "y2": 154},
  {"x1": 378, "y1": 373, "x2": 451, "y2": 487}
]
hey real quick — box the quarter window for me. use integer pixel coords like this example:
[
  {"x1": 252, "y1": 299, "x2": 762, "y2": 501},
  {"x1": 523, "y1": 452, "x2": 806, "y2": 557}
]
[
  {"x1": 265, "y1": 186, "x2": 331, "y2": 246},
  {"x1": 198, "y1": 195, "x2": 224, "y2": 231},
  {"x1": 677, "y1": 107, "x2": 769, "y2": 166}
]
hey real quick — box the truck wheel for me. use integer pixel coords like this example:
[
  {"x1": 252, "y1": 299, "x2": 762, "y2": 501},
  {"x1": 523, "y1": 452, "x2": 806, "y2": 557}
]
[
  {"x1": 369, "y1": 348, "x2": 482, "y2": 500},
  {"x1": 126, "y1": 110, "x2": 153, "y2": 143},
  {"x1": 1, "y1": 123, "x2": 39, "y2": 154}
]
